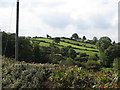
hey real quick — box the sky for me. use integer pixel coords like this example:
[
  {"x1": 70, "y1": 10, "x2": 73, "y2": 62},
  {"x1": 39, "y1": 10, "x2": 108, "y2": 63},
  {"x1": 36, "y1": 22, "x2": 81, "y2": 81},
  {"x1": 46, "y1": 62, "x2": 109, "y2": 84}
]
[{"x1": 0, "y1": 0, "x2": 119, "y2": 42}]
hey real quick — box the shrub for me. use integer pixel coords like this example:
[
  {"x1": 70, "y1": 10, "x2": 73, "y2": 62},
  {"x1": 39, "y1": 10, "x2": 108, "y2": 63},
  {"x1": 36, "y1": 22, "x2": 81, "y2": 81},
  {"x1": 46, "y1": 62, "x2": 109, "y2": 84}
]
[
  {"x1": 75, "y1": 56, "x2": 88, "y2": 62},
  {"x1": 3, "y1": 58, "x2": 120, "y2": 89},
  {"x1": 85, "y1": 60, "x2": 101, "y2": 70},
  {"x1": 59, "y1": 58, "x2": 75, "y2": 66},
  {"x1": 113, "y1": 58, "x2": 120, "y2": 70},
  {"x1": 88, "y1": 55, "x2": 98, "y2": 61},
  {"x1": 49, "y1": 66, "x2": 94, "y2": 89},
  {"x1": 47, "y1": 54, "x2": 65, "y2": 64},
  {"x1": 54, "y1": 37, "x2": 60, "y2": 43},
  {"x1": 79, "y1": 53, "x2": 88, "y2": 57},
  {"x1": 68, "y1": 48, "x2": 77, "y2": 59},
  {"x1": 2, "y1": 58, "x2": 55, "y2": 88}
]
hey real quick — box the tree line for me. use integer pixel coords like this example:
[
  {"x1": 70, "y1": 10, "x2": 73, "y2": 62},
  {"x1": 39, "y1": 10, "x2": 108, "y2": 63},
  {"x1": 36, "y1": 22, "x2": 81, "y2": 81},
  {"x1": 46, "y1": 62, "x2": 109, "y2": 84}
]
[{"x1": 2, "y1": 31, "x2": 120, "y2": 70}]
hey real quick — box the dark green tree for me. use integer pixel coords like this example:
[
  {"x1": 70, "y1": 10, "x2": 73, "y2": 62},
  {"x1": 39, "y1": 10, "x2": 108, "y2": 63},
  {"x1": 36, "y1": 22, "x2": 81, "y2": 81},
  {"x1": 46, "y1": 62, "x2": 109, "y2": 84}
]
[
  {"x1": 60, "y1": 46, "x2": 72, "y2": 56},
  {"x1": 18, "y1": 37, "x2": 34, "y2": 62},
  {"x1": 96, "y1": 36, "x2": 112, "y2": 66},
  {"x1": 50, "y1": 43, "x2": 60, "y2": 54},
  {"x1": 68, "y1": 48, "x2": 77, "y2": 59},
  {"x1": 112, "y1": 41, "x2": 116, "y2": 45},
  {"x1": 76, "y1": 52, "x2": 88, "y2": 62},
  {"x1": 92, "y1": 36, "x2": 98, "y2": 44},
  {"x1": 96, "y1": 36, "x2": 112, "y2": 52},
  {"x1": 46, "y1": 34, "x2": 51, "y2": 38},
  {"x1": 83, "y1": 36, "x2": 86, "y2": 40},
  {"x1": 79, "y1": 52, "x2": 87, "y2": 57},
  {"x1": 54, "y1": 37, "x2": 60, "y2": 43},
  {"x1": 2, "y1": 32, "x2": 15, "y2": 58},
  {"x1": 33, "y1": 43, "x2": 41, "y2": 62},
  {"x1": 104, "y1": 45, "x2": 120, "y2": 67},
  {"x1": 72, "y1": 33, "x2": 79, "y2": 40}
]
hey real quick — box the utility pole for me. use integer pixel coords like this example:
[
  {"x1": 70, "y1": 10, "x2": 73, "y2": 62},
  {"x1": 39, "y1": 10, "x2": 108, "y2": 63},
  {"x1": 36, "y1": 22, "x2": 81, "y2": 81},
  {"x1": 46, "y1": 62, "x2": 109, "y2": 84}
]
[{"x1": 15, "y1": 0, "x2": 19, "y2": 61}]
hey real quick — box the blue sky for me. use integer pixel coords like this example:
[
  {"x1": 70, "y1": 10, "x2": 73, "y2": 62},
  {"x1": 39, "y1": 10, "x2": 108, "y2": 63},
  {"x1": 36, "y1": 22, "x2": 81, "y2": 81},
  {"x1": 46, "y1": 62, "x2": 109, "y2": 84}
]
[{"x1": 0, "y1": 0, "x2": 119, "y2": 42}]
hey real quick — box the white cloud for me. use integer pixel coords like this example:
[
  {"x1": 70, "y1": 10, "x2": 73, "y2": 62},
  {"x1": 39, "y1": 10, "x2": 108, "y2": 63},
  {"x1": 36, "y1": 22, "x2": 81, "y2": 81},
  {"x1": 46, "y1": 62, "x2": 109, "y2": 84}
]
[{"x1": 0, "y1": 0, "x2": 119, "y2": 42}]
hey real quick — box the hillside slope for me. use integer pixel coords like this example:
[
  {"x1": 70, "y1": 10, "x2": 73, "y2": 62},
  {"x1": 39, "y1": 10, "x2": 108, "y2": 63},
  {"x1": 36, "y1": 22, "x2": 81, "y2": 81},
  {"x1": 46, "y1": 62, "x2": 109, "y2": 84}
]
[{"x1": 31, "y1": 37, "x2": 99, "y2": 56}]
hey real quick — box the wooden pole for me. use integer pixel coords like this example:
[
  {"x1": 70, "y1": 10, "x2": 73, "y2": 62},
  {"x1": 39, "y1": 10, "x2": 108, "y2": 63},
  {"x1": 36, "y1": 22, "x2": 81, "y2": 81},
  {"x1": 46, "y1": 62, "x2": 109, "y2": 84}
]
[{"x1": 15, "y1": 0, "x2": 19, "y2": 61}]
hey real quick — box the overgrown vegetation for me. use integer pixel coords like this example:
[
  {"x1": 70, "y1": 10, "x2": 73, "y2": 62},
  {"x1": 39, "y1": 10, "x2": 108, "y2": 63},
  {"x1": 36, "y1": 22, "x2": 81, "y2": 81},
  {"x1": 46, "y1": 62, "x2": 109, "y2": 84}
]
[
  {"x1": 2, "y1": 58, "x2": 120, "y2": 89},
  {"x1": 2, "y1": 31, "x2": 120, "y2": 89}
]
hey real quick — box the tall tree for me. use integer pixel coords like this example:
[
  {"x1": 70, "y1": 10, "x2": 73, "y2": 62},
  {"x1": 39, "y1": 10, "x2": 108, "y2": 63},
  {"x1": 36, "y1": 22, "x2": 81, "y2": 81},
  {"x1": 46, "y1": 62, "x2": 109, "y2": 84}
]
[
  {"x1": 18, "y1": 37, "x2": 34, "y2": 62},
  {"x1": 60, "y1": 46, "x2": 71, "y2": 56},
  {"x1": 2, "y1": 32, "x2": 15, "y2": 58},
  {"x1": 93, "y1": 36, "x2": 98, "y2": 44},
  {"x1": 72, "y1": 33, "x2": 79, "y2": 40},
  {"x1": 96, "y1": 36, "x2": 112, "y2": 52},
  {"x1": 83, "y1": 36, "x2": 86, "y2": 40},
  {"x1": 105, "y1": 45, "x2": 120, "y2": 67},
  {"x1": 112, "y1": 41, "x2": 116, "y2": 45},
  {"x1": 96, "y1": 36, "x2": 112, "y2": 66},
  {"x1": 54, "y1": 37, "x2": 60, "y2": 43},
  {"x1": 46, "y1": 34, "x2": 51, "y2": 38},
  {"x1": 68, "y1": 48, "x2": 77, "y2": 59}
]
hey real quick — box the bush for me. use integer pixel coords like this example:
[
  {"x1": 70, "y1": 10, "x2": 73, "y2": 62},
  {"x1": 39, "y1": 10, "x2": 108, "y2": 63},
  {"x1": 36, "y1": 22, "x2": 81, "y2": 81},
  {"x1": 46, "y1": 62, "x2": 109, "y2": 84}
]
[
  {"x1": 75, "y1": 56, "x2": 88, "y2": 62},
  {"x1": 47, "y1": 54, "x2": 65, "y2": 64},
  {"x1": 59, "y1": 58, "x2": 75, "y2": 66},
  {"x1": 2, "y1": 58, "x2": 56, "y2": 88},
  {"x1": 3, "y1": 58, "x2": 120, "y2": 89},
  {"x1": 54, "y1": 37, "x2": 60, "y2": 43},
  {"x1": 74, "y1": 61, "x2": 86, "y2": 67},
  {"x1": 88, "y1": 55, "x2": 98, "y2": 61},
  {"x1": 49, "y1": 66, "x2": 95, "y2": 89},
  {"x1": 79, "y1": 53, "x2": 88, "y2": 57},
  {"x1": 85, "y1": 60, "x2": 101, "y2": 70},
  {"x1": 113, "y1": 58, "x2": 120, "y2": 70},
  {"x1": 68, "y1": 48, "x2": 77, "y2": 59}
]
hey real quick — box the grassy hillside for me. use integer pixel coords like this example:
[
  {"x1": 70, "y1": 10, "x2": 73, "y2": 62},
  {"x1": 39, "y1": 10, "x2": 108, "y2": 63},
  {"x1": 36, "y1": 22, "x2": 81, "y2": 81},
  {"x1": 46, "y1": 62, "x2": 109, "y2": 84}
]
[{"x1": 31, "y1": 37, "x2": 99, "y2": 56}]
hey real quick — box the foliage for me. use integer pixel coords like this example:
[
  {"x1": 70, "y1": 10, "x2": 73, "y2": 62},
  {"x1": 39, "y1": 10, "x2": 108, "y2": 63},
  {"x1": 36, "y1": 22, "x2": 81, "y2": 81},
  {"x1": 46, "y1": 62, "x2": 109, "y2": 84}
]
[
  {"x1": 49, "y1": 66, "x2": 94, "y2": 89},
  {"x1": 2, "y1": 58, "x2": 56, "y2": 89},
  {"x1": 2, "y1": 58, "x2": 120, "y2": 89},
  {"x1": 96, "y1": 36, "x2": 112, "y2": 52},
  {"x1": 96, "y1": 36, "x2": 112, "y2": 67},
  {"x1": 47, "y1": 54, "x2": 65, "y2": 64},
  {"x1": 2, "y1": 32, "x2": 34, "y2": 62},
  {"x1": 112, "y1": 41, "x2": 116, "y2": 45},
  {"x1": 33, "y1": 37, "x2": 99, "y2": 56},
  {"x1": 105, "y1": 45, "x2": 120, "y2": 67},
  {"x1": 85, "y1": 60, "x2": 101, "y2": 70},
  {"x1": 46, "y1": 34, "x2": 51, "y2": 38},
  {"x1": 113, "y1": 58, "x2": 120, "y2": 70},
  {"x1": 68, "y1": 48, "x2": 77, "y2": 59},
  {"x1": 71, "y1": 33, "x2": 79, "y2": 40},
  {"x1": 60, "y1": 46, "x2": 71, "y2": 56},
  {"x1": 59, "y1": 57, "x2": 75, "y2": 66},
  {"x1": 54, "y1": 37, "x2": 60, "y2": 43},
  {"x1": 2, "y1": 31, "x2": 15, "y2": 58},
  {"x1": 18, "y1": 37, "x2": 34, "y2": 62},
  {"x1": 88, "y1": 55, "x2": 98, "y2": 61},
  {"x1": 79, "y1": 52, "x2": 88, "y2": 57},
  {"x1": 92, "y1": 36, "x2": 98, "y2": 44},
  {"x1": 49, "y1": 65, "x2": 120, "y2": 89},
  {"x1": 83, "y1": 36, "x2": 86, "y2": 40}
]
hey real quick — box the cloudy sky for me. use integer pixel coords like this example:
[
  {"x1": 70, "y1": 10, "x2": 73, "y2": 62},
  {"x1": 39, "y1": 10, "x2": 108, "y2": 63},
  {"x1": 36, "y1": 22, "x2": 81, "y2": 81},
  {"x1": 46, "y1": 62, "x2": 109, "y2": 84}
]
[{"x1": 0, "y1": 0, "x2": 119, "y2": 42}]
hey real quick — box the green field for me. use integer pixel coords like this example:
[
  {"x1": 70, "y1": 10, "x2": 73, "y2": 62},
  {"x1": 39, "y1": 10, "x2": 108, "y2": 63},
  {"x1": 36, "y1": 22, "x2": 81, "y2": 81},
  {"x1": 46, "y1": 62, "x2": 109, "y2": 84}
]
[
  {"x1": 31, "y1": 38, "x2": 99, "y2": 56},
  {"x1": 61, "y1": 39, "x2": 97, "y2": 48}
]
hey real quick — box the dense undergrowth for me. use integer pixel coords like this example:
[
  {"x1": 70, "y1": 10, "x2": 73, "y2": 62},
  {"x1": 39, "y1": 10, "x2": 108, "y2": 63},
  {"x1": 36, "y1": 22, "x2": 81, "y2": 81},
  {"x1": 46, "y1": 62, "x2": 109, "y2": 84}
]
[{"x1": 2, "y1": 58, "x2": 120, "y2": 89}]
